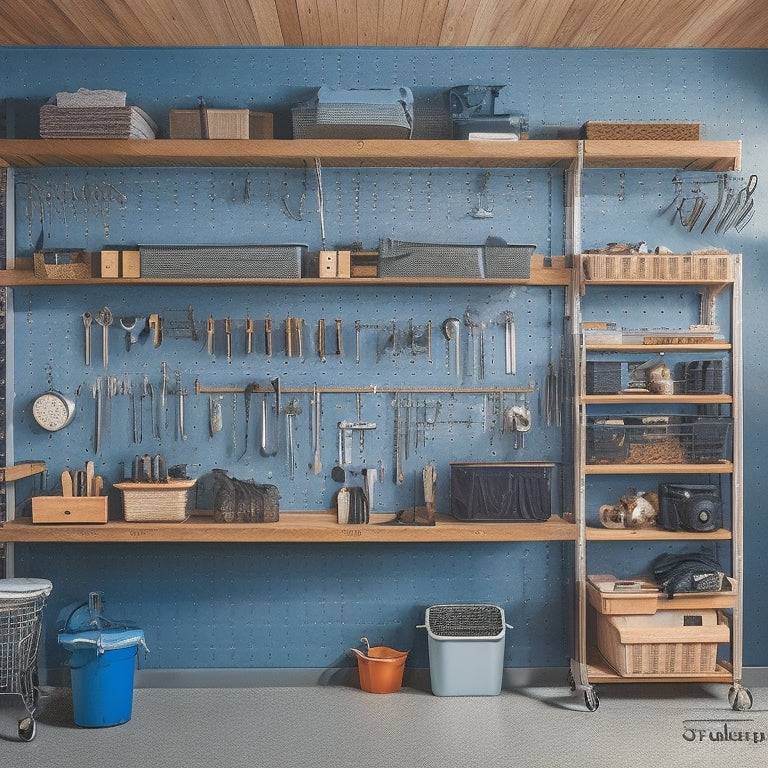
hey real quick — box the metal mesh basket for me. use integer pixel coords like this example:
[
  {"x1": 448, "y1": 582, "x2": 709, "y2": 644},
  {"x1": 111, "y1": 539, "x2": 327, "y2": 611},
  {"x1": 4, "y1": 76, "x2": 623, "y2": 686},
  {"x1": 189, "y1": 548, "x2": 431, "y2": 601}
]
[
  {"x1": 378, "y1": 238, "x2": 533, "y2": 278},
  {"x1": 425, "y1": 604, "x2": 505, "y2": 639},
  {"x1": 139, "y1": 244, "x2": 306, "y2": 278}
]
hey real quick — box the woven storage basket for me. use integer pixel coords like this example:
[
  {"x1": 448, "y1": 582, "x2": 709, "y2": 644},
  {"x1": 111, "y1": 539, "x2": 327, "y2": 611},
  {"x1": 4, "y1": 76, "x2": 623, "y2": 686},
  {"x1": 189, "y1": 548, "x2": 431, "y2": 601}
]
[
  {"x1": 33, "y1": 251, "x2": 93, "y2": 280},
  {"x1": 596, "y1": 609, "x2": 729, "y2": 676},
  {"x1": 115, "y1": 479, "x2": 196, "y2": 522},
  {"x1": 583, "y1": 122, "x2": 702, "y2": 141},
  {"x1": 584, "y1": 253, "x2": 733, "y2": 282}
]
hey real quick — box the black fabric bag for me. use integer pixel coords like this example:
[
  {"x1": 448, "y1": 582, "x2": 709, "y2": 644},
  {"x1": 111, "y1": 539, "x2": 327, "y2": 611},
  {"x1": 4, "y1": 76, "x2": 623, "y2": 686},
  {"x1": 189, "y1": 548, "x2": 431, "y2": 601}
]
[{"x1": 652, "y1": 552, "x2": 724, "y2": 598}]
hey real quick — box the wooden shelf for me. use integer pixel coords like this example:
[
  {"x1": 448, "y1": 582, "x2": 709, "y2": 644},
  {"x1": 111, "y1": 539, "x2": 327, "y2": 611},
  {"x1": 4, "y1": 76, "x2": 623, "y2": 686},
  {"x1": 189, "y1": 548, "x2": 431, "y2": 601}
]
[
  {"x1": 0, "y1": 255, "x2": 570, "y2": 288},
  {"x1": 583, "y1": 140, "x2": 741, "y2": 172},
  {"x1": 581, "y1": 394, "x2": 732, "y2": 405},
  {"x1": 585, "y1": 462, "x2": 733, "y2": 475},
  {"x1": 586, "y1": 526, "x2": 731, "y2": 541},
  {"x1": 0, "y1": 138, "x2": 579, "y2": 169},
  {"x1": 0, "y1": 513, "x2": 576, "y2": 543},
  {"x1": 0, "y1": 138, "x2": 741, "y2": 172},
  {"x1": 586, "y1": 653, "x2": 734, "y2": 684},
  {"x1": 586, "y1": 343, "x2": 732, "y2": 352},
  {"x1": 0, "y1": 462, "x2": 47, "y2": 482}
]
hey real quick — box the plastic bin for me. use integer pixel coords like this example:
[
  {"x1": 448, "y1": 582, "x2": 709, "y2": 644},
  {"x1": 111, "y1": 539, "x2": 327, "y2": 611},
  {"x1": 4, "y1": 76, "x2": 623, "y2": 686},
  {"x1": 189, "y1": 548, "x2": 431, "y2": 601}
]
[
  {"x1": 58, "y1": 594, "x2": 148, "y2": 727},
  {"x1": 421, "y1": 604, "x2": 510, "y2": 696}
]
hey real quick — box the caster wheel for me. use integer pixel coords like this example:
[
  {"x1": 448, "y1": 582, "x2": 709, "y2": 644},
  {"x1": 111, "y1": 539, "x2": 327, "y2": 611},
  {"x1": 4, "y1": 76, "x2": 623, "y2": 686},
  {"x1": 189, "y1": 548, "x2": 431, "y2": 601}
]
[
  {"x1": 567, "y1": 670, "x2": 576, "y2": 692},
  {"x1": 584, "y1": 688, "x2": 599, "y2": 712},
  {"x1": 729, "y1": 686, "x2": 753, "y2": 711},
  {"x1": 18, "y1": 717, "x2": 36, "y2": 742}
]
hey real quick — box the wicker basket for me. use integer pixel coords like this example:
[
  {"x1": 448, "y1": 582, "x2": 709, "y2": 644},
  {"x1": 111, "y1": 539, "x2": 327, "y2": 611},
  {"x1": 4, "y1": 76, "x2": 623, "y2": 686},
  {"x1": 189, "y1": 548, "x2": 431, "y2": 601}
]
[
  {"x1": 33, "y1": 251, "x2": 93, "y2": 280},
  {"x1": 115, "y1": 479, "x2": 196, "y2": 522},
  {"x1": 583, "y1": 253, "x2": 734, "y2": 282},
  {"x1": 584, "y1": 122, "x2": 702, "y2": 141},
  {"x1": 596, "y1": 609, "x2": 729, "y2": 676}
]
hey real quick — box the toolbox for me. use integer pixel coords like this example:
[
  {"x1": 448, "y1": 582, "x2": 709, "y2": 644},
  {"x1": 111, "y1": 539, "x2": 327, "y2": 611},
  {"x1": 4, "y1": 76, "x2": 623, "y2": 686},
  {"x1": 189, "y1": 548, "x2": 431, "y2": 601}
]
[
  {"x1": 450, "y1": 462, "x2": 553, "y2": 521},
  {"x1": 31, "y1": 496, "x2": 108, "y2": 524}
]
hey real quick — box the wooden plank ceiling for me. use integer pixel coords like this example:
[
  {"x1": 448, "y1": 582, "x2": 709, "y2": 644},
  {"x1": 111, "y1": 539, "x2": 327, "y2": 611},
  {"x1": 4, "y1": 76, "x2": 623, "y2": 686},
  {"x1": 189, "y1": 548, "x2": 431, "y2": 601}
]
[{"x1": 0, "y1": 0, "x2": 766, "y2": 48}]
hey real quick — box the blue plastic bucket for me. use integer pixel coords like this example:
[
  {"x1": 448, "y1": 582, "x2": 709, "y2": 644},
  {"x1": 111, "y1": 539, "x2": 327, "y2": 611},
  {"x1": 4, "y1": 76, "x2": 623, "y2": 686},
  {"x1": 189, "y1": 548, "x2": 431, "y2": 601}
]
[{"x1": 68, "y1": 645, "x2": 138, "y2": 727}]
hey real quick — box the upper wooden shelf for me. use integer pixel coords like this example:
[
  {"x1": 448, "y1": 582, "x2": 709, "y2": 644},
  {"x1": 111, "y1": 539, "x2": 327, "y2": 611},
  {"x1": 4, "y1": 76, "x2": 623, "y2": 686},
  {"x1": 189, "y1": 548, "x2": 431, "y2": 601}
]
[
  {"x1": 0, "y1": 513, "x2": 576, "y2": 543},
  {"x1": 2, "y1": 255, "x2": 570, "y2": 287},
  {"x1": 0, "y1": 139, "x2": 742, "y2": 172}
]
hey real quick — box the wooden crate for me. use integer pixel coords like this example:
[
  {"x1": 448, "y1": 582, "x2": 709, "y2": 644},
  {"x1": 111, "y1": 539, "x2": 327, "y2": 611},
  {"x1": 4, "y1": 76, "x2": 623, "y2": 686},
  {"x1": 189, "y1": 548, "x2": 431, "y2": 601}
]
[
  {"x1": 31, "y1": 496, "x2": 108, "y2": 524},
  {"x1": 596, "y1": 609, "x2": 729, "y2": 676},
  {"x1": 583, "y1": 253, "x2": 734, "y2": 282},
  {"x1": 587, "y1": 575, "x2": 738, "y2": 615},
  {"x1": 584, "y1": 121, "x2": 702, "y2": 140}
]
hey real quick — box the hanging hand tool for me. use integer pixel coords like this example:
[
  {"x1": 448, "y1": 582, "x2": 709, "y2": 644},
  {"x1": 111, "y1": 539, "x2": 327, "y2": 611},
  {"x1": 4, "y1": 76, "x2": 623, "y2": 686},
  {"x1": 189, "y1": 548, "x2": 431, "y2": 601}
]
[
  {"x1": 355, "y1": 320, "x2": 362, "y2": 364},
  {"x1": 245, "y1": 316, "x2": 254, "y2": 354},
  {"x1": 160, "y1": 361, "x2": 169, "y2": 432},
  {"x1": 265, "y1": 316, "x2": 273, "y2": 356},
  {"x1": 285, "y1": 398, "x2": 302, "y2": 480},
  {"x1": 95, "y1": 306, "x2": 113, "y2": 368},
  {"x1": 206, "y1": 315, "x2": 215, "y2": 355},
  {"x1": 312, "y1": 384, "x2": 323, "y2": 475},
  {"x1": 427, "y1": 319, "x2": 432, "y2": 363},
  {"x1": 224, "y1": 316, "x2": 232, "y2": 362},
  {"x1": 238, "y1": 382, "x2": 256, "y2": 459},
  {"x1": 285, "y1": 316, "x2": 293, "y2": 357},
  {"x1": 442, "y1": 317, "x2": 460, "y2": 376},
  {"x1": 148, "y1": 312, "x2": 163, "y2": 347},
  {"x1": 82, "y1": 311, "x2": 92, "y2": 366},
  {"x1": 363, "y1": 467, "x2": 376, "y2": 512},
  {"x1": 394, "y1": 395, "x2": 404, "y2": 484},
  {"x1": 318, "y1": 318, "x2": 326, "y2": 362},
  {"x1": 295, "y1": 317, "x2": 304, "y2": 357},
  {"x1": 335, "y1": 318, "x2": 343, "y2": 356},
  {"x1": 503, "y1": 310, "x2": 516, "y2": 375},
  {"x1": 338, "y1": 421, "x2": 377, "y2": 465},
  {"x1": 176, "y1": 371, "x2": 187, "y2": 441},
  {"x1": 209, "y1": 395, "x2": 223, "y2": 437},
  {"x1": 120, "y1": 316, "x2": 137, "y2": 351}
]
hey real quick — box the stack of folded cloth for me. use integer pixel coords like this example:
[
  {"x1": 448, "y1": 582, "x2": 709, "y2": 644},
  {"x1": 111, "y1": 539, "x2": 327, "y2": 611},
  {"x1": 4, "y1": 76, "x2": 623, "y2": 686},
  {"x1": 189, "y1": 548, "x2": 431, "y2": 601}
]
[{"x1": 40, "y1": 88, "x2": 158, "y2": 138}]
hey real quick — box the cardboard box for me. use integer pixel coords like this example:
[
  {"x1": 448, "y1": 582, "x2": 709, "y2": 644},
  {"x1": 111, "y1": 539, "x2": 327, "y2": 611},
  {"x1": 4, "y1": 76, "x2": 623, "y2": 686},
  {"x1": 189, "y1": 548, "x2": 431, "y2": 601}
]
[
  {"x1": 169, "y1": 109, "x2": 273, "y2": 139},
  {"x1": 121, "y1": 249, "x2": 141, "y2": 278},
  {"x1": 32, "y1": 496, "x2": 108, "y2": 524},
  {"x1": 97, "y1": 250, "x2": 120, "y2": 278},
  {"x1": 319, "y1": 250, "x2": 338, "y2": 278}
]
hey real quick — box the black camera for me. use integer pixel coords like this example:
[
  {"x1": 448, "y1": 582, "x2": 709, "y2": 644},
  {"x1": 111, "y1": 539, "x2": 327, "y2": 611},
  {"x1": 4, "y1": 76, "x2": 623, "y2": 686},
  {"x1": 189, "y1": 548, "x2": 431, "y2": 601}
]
[{"x1": 658, "y1": 483, "x2": 722, "y2": 532}]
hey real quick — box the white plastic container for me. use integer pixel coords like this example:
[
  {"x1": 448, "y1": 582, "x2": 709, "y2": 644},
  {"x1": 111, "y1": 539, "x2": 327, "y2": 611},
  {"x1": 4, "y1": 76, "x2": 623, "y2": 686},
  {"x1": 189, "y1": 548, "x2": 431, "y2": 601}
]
[{"x1": 421, "y1": 604, "x2": 510, "y2": 696}]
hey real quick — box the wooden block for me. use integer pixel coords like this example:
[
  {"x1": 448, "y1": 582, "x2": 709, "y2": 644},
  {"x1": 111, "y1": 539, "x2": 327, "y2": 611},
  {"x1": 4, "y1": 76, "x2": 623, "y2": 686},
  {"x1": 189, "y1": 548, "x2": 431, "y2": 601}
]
[
  {"x1": 336, "y1": 250, "x2": 351, "y2": 278},
  {"x1": 121, "y1": 249, "x2": 141, "y2": 278},
  {"x1": 319, "y1": 250, "x2": 337, "y2": 278},
  {"x1": 31, "y1": 496, "x2": 108, "y2": 524},
  {"x1": 98, "y1": 250, "x2": 120, "y2": 278}
]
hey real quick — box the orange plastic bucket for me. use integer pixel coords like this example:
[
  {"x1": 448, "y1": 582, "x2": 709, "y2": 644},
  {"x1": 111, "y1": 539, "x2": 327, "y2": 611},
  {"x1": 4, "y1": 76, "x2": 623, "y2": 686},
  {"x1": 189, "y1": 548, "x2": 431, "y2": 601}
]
[{"x1": 351, "y1": 645, "x2": 408, "y2": 694}]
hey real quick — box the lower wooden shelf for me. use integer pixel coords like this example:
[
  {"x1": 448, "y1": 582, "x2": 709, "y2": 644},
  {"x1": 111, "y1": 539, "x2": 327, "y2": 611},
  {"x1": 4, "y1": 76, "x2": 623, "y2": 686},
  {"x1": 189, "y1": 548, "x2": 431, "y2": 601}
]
[
  {"x1": 586, "y1": 652, "x2": 734, "y2": 684},
  {"x1": 0, "y1": 512, "x2": 576, "y2": 543},
  {"x1": 586, "y1": 526, "x2": 731, "y2": 541}
]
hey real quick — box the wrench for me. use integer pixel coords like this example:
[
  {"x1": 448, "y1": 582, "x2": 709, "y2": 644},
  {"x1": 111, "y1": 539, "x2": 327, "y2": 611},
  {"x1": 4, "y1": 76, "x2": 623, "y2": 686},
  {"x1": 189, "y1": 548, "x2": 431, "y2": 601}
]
[
  {"x1": 95, "y1": 306, "x2": 113, "y2": 369},
  {"x1": 82, "y1": 311, "x2": 93, "y2": 365}
]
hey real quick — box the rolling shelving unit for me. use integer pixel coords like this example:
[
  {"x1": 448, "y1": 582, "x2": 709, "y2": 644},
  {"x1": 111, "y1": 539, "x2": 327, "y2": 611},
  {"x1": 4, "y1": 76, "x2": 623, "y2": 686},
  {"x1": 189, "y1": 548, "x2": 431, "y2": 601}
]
[{"x1": 568, "y1": 248, "x2": 749, "y2": 710}]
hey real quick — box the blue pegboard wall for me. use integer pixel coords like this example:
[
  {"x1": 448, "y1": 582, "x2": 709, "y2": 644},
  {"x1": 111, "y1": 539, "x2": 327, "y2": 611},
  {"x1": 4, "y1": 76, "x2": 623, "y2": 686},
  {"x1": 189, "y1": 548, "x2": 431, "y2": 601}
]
[{"x1": 3, "y1": 45, "x2": 768, "y2": 673}]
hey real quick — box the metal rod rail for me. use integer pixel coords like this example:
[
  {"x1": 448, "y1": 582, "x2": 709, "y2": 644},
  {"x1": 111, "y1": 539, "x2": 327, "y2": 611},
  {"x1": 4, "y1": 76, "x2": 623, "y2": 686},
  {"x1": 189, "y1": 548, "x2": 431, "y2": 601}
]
[{"x1": 194, "y1": 381, "x2": 537, "y2": 397}]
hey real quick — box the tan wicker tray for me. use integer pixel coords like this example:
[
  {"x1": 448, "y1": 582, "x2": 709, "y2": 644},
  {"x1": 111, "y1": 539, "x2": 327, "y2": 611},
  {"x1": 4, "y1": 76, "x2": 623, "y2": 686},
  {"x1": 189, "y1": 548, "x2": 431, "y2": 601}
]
[{"x1": 115, "y1": 479, "x2": 196, "y2": 522}]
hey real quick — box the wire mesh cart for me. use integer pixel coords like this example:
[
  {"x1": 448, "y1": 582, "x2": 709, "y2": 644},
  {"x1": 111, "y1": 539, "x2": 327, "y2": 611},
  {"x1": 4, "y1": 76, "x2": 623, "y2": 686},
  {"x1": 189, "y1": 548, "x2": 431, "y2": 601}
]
[{"x1": 0, "y1": 578, "x2": 53, "y2": 741}]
